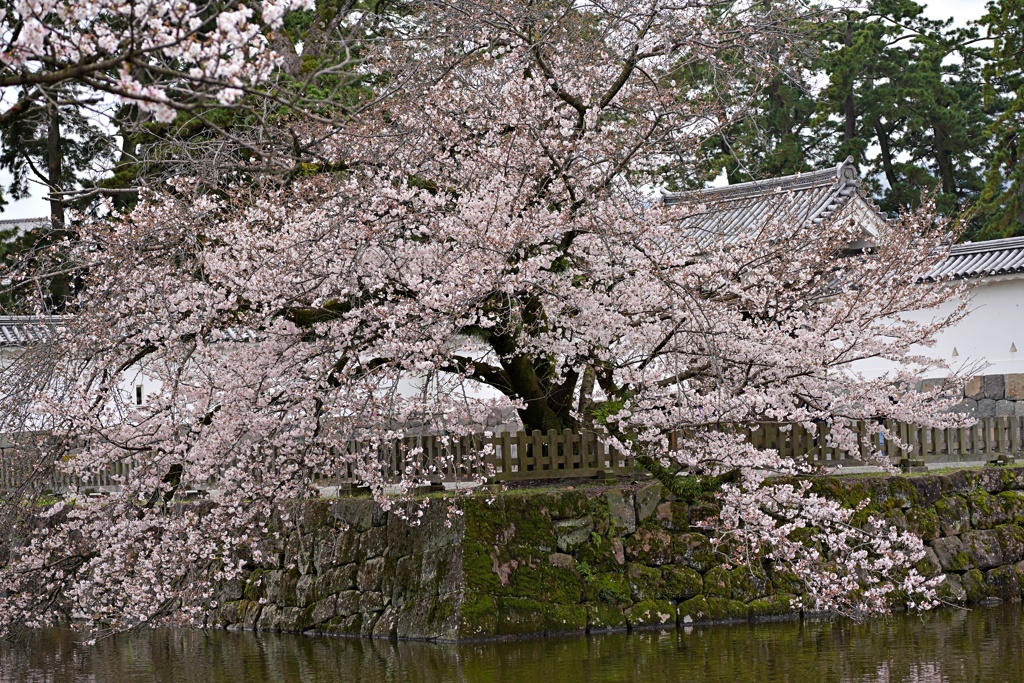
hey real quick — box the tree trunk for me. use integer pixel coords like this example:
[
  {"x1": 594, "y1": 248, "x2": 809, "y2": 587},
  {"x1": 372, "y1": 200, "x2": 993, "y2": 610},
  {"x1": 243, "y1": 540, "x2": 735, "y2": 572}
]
[
  {"x1": 46, "y1": 102, "x2": 63, "y2": 231},
  {"x1": 46, "y1": 100, "x2": 71, "y2": 311},
  {"x1": 577, "y1": 365, "x2": 596, "y2": 429},
  {"x1": 843, "y1": 19, "x2": 856, "y2": 146},
  {"x1": 873, "y1": 118, "x2": 898, "y2": 189},
  {"x1": 933, "y1": 123, "x2": 958, "y2": 201}
]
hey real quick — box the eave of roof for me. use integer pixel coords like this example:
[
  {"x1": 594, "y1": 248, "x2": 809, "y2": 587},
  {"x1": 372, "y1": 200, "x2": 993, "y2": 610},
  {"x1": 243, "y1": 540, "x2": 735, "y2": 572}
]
[
  {"x1": 0, "y1": 316, "x2": 64, "y2": 347},
  {"x1": 922, "y1": 236, "x2": 1024, "y2": 281},
  {"x1": 658, "y1": 158, "x2": 888, "y2": 247}
]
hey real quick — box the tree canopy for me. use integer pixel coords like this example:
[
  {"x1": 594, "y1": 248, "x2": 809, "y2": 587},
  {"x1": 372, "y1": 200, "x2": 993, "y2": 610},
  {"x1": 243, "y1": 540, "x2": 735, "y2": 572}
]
[{"x1": 0, "y1": 0, "x2": 982, "y2": 636}]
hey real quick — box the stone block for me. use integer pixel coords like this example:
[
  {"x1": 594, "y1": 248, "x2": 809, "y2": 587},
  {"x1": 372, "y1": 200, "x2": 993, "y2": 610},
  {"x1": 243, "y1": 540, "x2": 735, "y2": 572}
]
[
  {"x1": 634, "y1": 483, "x2": 664, "y2": 524},
  {"x1": 997, "y1": 400, "x2": 1016, "y2": 417},
  {"x1": 624, "y1": 527, "x2": 674, "y2": 566},
  {"x1": 336, "y1": 590, "x2": 361, "y2": 617},
  {"x1": 242, "y1": 601, "x2": 263, "y2": 630},
  {"x1": 748, "y1": 594, "x2": 798, "y2": 620},
  {"x1": 967, "y1": 491, "x2": 1009, "y2": 528},
  {"x1": 984, "y1": 375, "x2": 1006, "y2": 400},
  {"x1": 331, "y1": 531, "x2": 360, "y2": 566},
  {"x1": 930, "y1": 536, "x2": 972, "y2": 572},
  {"x1": 915, "y1": 547, "x2": 942, "y2": 578},
  {"x1": 677, "y1": 596, "x2": 748, "y2": 623},
  {"x1": 660, "y1": 565, "x2": 702, "y2": 601},
  {"x1": 624, "y1": 600, "x2": 676, "y2": 629},
  {"x1": 296, "y1": 574, "x2": 319, "y2": 607},
  {"x1": 310, "y1": 595, "x2": 337, "y2": 625},
  {"x1": 264, "y1": 569, "x2": 300, "y2": 606},
  {"x1": 331, "y1": 498, "x2": 375, "y2": 532},
  {"x1": 604, "y1": 490, "x2": 636, "y2": 533},
  {"x1": 920, "y1": 378, "x2": 948, "y2": 394},
  {"x1": 985, "y1": 565, "x2": 1021, "y2": 602},
  {"x1": 359, "y1": 590, "x2": 387, "y2": 613},
  {"x1": 936, "y1": 573, "x2": 967, "y2": 605},
  {"x1": 962, "y1": 528, "x2": 1011, "y2": 573},
  {"x1": 967, "y1": 375, "x2": 1005, "y2": 400},
  {"x1": 955, "y1": 399, "x2": 978, "y2": 415},
  {"x1": 627, "y1": 563, "x2": 667, "y2": 602},
  {"x1": 372, "y1": 605, "x2": 399, "y2": 638},
  {"x1": 548, "y1": 552, "x2": 575, "y2": 569},
  {"x1": 256, "y1": 604, "x2": 281, "y2": 631},
  {"x1": 978, "y1": 399, "x2": 998, "y2": 418},
  {"x1": 654, "y1": 501, "x2": 689, "y2": 531},
  {"x1": 586, "y1": 605, "x2": 627, "y2": 631},
  {"x1": 359, "y1": 526, "x2": 388, "y2": 561},
  {"x1": 1017, "y1": 401, "x2": 1024, "y2": 418},
  {"x1": 962, "y1": 569, "x2": 991, "y2": 603},
  {"x1": 1007, "y1": 374, "x2": 1024, "y2": 400},
  {"x1": 553, "y1": 516, "x2": 593, "y2": 552},
  {"x1": 357, "y1": 557, "x2": 386, "y2": 592},
  {"x1": 663, "y1": 533, "x2": 715, "y2": 573},
  {"x1": 494, "y1": 598, "x2": 587, "y2": 636},
  {"x1": 316, "y1": 564, "x2": 358, "y2": 596}
]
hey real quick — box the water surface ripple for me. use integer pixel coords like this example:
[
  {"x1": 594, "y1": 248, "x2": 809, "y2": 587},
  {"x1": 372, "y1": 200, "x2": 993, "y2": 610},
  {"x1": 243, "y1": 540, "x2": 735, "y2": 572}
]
[{"x1": 1, "y1": 604, "x2": 1021, "y2": 682}]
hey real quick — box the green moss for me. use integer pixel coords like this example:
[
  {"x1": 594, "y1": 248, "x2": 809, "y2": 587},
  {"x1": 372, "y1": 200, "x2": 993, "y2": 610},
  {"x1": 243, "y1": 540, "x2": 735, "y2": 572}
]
[
  {"x1": 962, "y1": 569, "x2": 990, "y2": 603},
  {"x1": 887, "y1": 478, "x2": 921, "y2": 509},
  {"x1": 748, "y1": 594, "x2": 798, "y2": 619},
  {"x1": 583, "y1": 572, "x2": 632, "y2": 605},
  {"x1": 998, "y1": 491, "x2": 1024, "y2": 526},
  {"x1": 670, "y1": 533, "x2": 718, "y2": 573},
  {"x1": 933, "y1": 495, "x2": 971, "y2": 535},
  {"x1": 586, "y1": 605, "x2": 627, "y2": 631},
  {"x1": 573, "y1": 533, "x2": 620, "y2": 571},
  {"x1": 702, "y1": 567, "x2": 732, "y2": 599},
  {"x1": 627, "y1": 563, "x2": 667, "y2": 602},
  {"x1": 676, "y1": 595, "x2": 748, "y2": 623},
  {"x1": 243, "y1": 570, "x2": 266, "y2": 601},
  {"x1": 905, "y1": 507, "x2": 940, "y2": 541},
  {"x1": 624, "y1": 600, "x2": 676, "y2": 628},
  {"x1": 536, "y1": 489, "x2": 592, "y2": 520},
  {"x1": 461, "y1": 540, "x2": 505, "y2": 594},
  {"x1": 459, "y1": 593, "x2": 498, "y2": 636},
  {"x1": 494, "y1": 598, "x2": 587, "y2": 636},
  {"x1": 703, "y1": 597, "x2": 751, "y2": 621},
  {"x1": 727, "y1": 567, "x2": 770, "y2": 602},
  {"x1": 508, "y1": 560, "x2": 584, "y2": 604},
  {"x1": 967, "y1": 490, "x2": 1008, "y2": 528},
  {"x1": 768, "y1": 569, "x2": 806, "y2": 596},
  {"x1": 660, "y1": 565, "x2": 703, "y2": 601}
]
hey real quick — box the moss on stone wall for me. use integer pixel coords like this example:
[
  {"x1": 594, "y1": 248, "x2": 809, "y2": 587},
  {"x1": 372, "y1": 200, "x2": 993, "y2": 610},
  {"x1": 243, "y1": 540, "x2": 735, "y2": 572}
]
[{"x1": 206, "y1": 467, "x2": 1024, "y2": 641}]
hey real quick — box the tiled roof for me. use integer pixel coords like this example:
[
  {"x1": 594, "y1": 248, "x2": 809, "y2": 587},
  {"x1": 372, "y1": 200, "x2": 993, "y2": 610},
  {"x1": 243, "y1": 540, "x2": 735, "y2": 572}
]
[
  {"x1": 0, "y1": 315, "x2": 260, "y2": 347},
  {"x1": 0, "y1": 217, "x2": 49, "y2": 239},
  {"x1": 0, "y1": 316, "x2": 64, "y2": 346},
  {"x1": 661, "y1": 157, "x2": 888, "y2": 248},
  {"x1": 922, "y1": 236, "x2": 1024, "y2": 281}
]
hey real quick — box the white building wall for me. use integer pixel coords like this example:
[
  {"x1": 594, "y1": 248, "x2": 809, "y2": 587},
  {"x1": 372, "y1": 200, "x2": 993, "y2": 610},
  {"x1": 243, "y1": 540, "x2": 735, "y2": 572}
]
[{"x1": 851, "y1": 274, "x2": 1024, "y2": 380}]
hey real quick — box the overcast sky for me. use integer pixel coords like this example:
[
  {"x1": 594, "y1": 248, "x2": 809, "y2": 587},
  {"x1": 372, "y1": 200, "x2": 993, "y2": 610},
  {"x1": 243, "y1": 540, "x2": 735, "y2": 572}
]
[{"x1": 0, "y1": 0, "x2": 1002, "y2": 221}]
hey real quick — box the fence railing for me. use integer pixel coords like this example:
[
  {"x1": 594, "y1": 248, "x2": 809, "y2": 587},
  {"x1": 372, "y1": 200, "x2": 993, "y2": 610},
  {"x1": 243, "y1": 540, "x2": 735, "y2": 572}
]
[{"x1": 2, "y1": 417, "x2": 1023, "y2": 493}]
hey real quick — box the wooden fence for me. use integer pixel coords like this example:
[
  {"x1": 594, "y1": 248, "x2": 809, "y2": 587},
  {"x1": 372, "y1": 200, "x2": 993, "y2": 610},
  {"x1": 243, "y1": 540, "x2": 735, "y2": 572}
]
[{"x1": 2, "y1": 417, "x2": 1023, "y2": 493}]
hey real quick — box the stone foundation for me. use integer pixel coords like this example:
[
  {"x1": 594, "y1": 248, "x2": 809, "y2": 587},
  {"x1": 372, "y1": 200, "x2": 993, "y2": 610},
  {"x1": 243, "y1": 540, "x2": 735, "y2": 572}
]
[
  {"x1": 930, "y1": 373, "x2": 1024, "y2": 417},
  {"x1": 207, "y1": 468, "x2": 1024, "y2": 640}
]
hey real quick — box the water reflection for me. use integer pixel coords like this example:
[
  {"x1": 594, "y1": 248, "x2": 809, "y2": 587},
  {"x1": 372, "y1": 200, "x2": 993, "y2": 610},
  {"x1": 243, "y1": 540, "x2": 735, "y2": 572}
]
[{"x1": 2, "y1": 604, "x2": 1021, "y2": 683}]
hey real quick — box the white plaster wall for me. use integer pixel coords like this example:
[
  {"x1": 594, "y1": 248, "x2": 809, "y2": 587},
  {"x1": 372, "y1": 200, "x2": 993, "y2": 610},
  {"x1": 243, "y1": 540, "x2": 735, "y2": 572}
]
[{"x1": 852, "y1": 275, "x2": 1024, "y2": 379}]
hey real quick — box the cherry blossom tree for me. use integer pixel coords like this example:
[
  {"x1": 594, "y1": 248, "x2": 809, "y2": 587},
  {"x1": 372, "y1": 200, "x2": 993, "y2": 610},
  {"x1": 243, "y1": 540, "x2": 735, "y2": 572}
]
[
  {"x1": 0, "y1": 0, "x2": 316, "y2": 125},
  {"x1": 0, "y1": 0, "x2": 972, "y2": 634}
]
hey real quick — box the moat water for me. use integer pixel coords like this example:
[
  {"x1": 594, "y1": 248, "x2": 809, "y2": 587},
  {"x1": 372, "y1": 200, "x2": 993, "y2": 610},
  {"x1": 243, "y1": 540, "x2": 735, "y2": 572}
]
[{"x1": 1, "y1": 603, "x2": 1021, "y2": 682}]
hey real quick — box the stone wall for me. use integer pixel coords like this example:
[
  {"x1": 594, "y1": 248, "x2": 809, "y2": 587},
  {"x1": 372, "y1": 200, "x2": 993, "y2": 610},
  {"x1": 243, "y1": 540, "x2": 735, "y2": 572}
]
[
  {"x1": 934, "y1": 373, "x2": 1024, "y2": 418},
  {"x1": 208, "y1": 468, "x2": 1024, "y2": 640}
]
